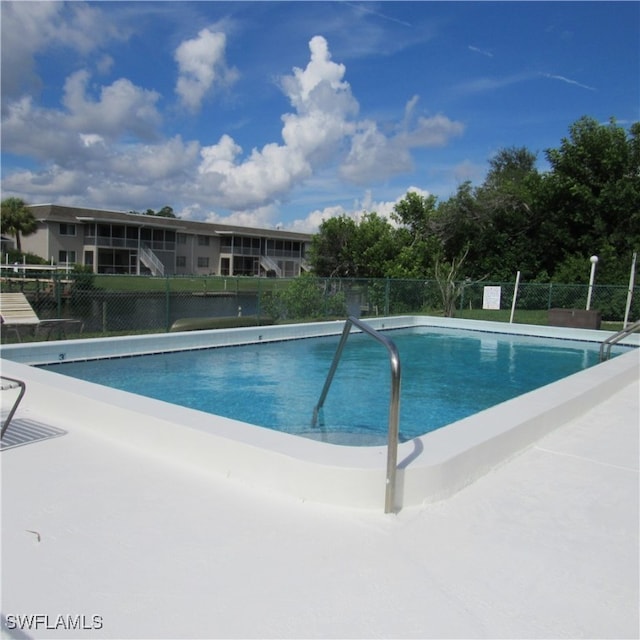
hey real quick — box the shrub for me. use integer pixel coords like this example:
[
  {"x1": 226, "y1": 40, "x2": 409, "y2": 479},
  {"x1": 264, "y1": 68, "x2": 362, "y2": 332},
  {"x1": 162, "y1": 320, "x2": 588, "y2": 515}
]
[{"x1": 263, "y1": 275, "x2": 347, "y2": 321}]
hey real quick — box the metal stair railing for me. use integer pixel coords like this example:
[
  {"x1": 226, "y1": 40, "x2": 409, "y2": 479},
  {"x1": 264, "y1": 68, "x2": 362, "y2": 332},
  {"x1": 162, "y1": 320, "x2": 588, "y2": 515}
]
[
  {"x1": 599, "y1": 319, "x2": 640, "y2": 362},
  {"x1": 259, "y1": 255, "x2": 282, "y2": 277},
  {"x1": 311, "y1": 316, "x2": 401, "y2": 513},
  {"x1": 139, "y1": 244, "x2": 165, "y2": 276}
]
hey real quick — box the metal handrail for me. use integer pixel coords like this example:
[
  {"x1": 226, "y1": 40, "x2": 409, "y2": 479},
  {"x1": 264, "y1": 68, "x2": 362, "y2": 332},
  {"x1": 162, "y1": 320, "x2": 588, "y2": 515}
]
[
  {"x1": 311, "y1": 316, "x2": 401, "y2": 513},
  {"x1": 1, "y1": 376, "x2": 26, "y2": 439},
  {"x1": 599, "y1": 319, "x2": 640, "y2": 362}
]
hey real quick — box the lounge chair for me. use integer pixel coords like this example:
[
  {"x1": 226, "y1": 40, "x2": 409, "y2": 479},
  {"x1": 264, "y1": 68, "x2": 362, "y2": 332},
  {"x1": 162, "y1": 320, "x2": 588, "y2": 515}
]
[{"x1": 0, "y1": 292, "x2": 83, "y2": 341}]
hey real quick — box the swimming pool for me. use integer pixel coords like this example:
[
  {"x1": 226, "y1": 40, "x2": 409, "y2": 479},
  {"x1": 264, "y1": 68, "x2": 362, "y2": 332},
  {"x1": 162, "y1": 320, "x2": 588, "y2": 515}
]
[
  {"x1": 1, "y1": 316, "x2": 638, "y2": 509},
  {"x1": 37, "y1": 326, "x2": 629, "y2": 445}
]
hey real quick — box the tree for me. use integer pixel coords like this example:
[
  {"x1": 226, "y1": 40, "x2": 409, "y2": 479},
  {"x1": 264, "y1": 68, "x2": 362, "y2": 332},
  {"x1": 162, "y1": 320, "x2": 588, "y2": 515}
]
[
  {"x1": 309, "y1": 215, "x2": 359, "y2": 276},
  {"x1": 156, "y1": 206, "x2": 176, "y2": 218},
  {"x1": 539, "y1": 117, "x2": 640, "y2": 282},
  {"x1": 433, "y1": 245, "x2": 471, "y2": 317},
  {"x1": 484, "y1": 146, "x2": 538, "y2": 190},
  {"x1": 434, "y1": 181, "x2": 482, "y2": 266},
  {"x1": 391, "y1": 191, "x2": 438, "y2": 246},
  {"x1": 390, "y1": 191, "x2": 440, "y2": 278},
  {"x1": 1, "y1": 197, "x2": 37, "y2": 253},
  {"x1": 307, "y1": 116, "x2": 639, "y2": 285},
  {"x1": 129, "y1": 206, "x2": 177, "y2": 218},
  {"x1": 473, "y1": 147, "x2": 543, "y2": 279},
  {"x1": 348, "y1": 212, "x2": 399, "y2": 278}
]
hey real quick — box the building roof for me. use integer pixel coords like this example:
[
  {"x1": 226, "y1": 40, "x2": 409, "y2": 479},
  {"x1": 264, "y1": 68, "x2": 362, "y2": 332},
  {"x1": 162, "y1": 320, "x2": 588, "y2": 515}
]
[{"x1": 27, "y1": 204, "x2": 313, "y2": 241}]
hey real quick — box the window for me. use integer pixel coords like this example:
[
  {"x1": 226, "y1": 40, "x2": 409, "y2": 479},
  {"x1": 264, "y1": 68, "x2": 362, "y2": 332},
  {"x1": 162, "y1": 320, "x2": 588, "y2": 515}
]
[
  {"x1": 59, "y1": 223, "x2": 76, "y2": 236},
  {"x1": 177, "y1": 233, "x2": 187, "y2": 245},
  {"x1": 59, "y1": 250, "x2": 76, "y2": 264},
  {"x1": 197, "y1": 256, "x2": 209, "y2": 268},
  {"x1": 198, "y1": 235, "x2": 210, "y2": 246},
  {"x1": 176, "y1": 256, "x2": 186, "y2": 267}
]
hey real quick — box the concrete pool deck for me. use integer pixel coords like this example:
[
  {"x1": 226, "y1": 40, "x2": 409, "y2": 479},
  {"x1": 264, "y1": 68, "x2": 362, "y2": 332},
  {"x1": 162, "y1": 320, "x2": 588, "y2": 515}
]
[
  {"x1": 1, "y1": 318, "x2": 639, "y2": 638},
  {"x1": 1, "y1": 374, "x2": 638, "y2": 639}
]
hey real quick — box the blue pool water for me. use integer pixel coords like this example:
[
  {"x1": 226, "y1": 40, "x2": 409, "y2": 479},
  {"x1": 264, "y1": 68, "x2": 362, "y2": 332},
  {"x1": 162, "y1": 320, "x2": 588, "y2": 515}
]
[{"x1": 39, "y1": 327, "x2": 631, "y2": 445}]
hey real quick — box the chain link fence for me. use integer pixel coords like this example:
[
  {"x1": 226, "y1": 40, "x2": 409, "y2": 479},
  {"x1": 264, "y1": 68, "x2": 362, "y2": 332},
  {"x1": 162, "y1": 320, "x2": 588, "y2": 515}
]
[{"x1": 1, "y1": 270, "x2": 638, "y2": 343}]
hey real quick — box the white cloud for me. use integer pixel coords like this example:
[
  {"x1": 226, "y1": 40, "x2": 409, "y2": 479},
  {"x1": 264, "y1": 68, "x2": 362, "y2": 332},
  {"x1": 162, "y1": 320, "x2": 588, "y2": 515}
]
[
  {"x1": 96, "y1": 55, "x2": 115, "y2": 75},
  {"x1": 281, "y1": 35, "x2": 352, "y2": 109},
  {"x1": 2, "y1": 31, "x2": 464, "y2": 230},
  {"x1": 0, "y1": 1, "x2": 124, "y2": 103},
  {"x1": 400, "y1": 114, "x2": 465, "y2": 148},
  {"x1": 450, "y1": 72, "x2": 534, "y2": 97},
  {"x1": 196, "y1": 39, "x2": 463, "y2": 207},
  {"x1": 286, "y1": 186, "x2": 432, "y2": 233},
  {"x1": 198, "y1": 134, "x2": 242, "y2": 175},
  {"x1": 1, "y1": 71, "x2": 163, "y2": 171},
  {"x1": 341, "y1": 100, "x2": 464, "y2": 184},
  {"x1": 289, "y1": 205, "x2": 349, "y2": 233},
  {"x1": 468, "y1": 45, "x2": 493, "y2": 58},
  {"x1": 196, "y1": 35, "x2": 358, "y2": 209},
  {"x1": 107, "y1": 137, "x2": 201, "y2": 181},
  {"x1": 63, "y1": 71, "x2": 162, "y2": 140},
  {"x1": 341, "y1": 119, "x2": 412, "y2": 184},
  {"x1": 80, "y1": 134, "x2": 105, "y2": 148},
  {"x1": 175, "y1": 27, "x2": 238, "y2": 112},
  {"x1": 541, "y1": 73, "x2": 596, "y2": 92},
  {"x1": 2, "y1": 164, "x2": 85, "y2": 197}
]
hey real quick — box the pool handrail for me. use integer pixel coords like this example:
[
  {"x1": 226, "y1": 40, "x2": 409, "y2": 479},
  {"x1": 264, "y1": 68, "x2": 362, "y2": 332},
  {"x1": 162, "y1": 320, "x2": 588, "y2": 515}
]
[
  {"x1": 599, "y1": 319, "x2": 640, "y2": 362},
  {"x1": 311, "y1": 316, "x2": 401, "y2": 513}
]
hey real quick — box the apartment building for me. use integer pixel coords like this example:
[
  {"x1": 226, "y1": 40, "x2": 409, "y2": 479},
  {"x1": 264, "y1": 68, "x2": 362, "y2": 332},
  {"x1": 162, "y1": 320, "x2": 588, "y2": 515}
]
[{"x1": 21, "y1": 204, "x2": 312, "y2": 277}]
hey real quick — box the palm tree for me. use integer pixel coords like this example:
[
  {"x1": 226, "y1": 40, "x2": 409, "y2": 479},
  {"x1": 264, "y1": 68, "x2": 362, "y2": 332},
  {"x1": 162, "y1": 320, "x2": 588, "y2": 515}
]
[{"x1": 1, "y1": 197, "x2": 37, "y2": 253}]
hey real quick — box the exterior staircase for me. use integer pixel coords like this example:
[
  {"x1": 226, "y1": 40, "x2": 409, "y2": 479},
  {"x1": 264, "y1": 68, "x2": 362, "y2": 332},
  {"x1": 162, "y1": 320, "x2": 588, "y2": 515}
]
[
  {"x1": 259, "y1": 255, "x2": 282, "y2": 277},
  {"x1": 139, "y1": 244, "x2": 165, "y2": 276}
]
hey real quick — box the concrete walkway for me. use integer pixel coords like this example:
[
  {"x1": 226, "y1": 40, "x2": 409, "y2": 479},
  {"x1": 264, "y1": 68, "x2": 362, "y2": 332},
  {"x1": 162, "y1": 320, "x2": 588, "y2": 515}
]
[{"x1": 1, "y1": 379, "x2": 638, "y2": 639}]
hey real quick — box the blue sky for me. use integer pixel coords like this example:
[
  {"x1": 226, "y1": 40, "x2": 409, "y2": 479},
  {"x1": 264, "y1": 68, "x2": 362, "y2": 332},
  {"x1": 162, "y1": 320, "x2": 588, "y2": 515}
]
[{"x1": 1, "y1": 1, "x2": 638, "y2": 232}]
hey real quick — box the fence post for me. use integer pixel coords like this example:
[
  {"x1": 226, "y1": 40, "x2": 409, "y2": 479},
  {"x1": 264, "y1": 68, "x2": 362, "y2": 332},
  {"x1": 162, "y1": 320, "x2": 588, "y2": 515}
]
[
  {"x1": 547, "y1": 283, "x2": 553, "y2": 310},
  {"x1": 165, "y1": 275, "x2": 171, "y2": 332},
  {"x1": 624, "y1": 251, "x2": 637, "y2": 328},
  {"x1": 256, "y1": 276, "x2": 262, "y2": 321},
  {"x1": 55, "y1": 272, "x2": 62, "y2": 316},
  {"x1": 384, "y1": 278, "x2": 390, "y2": 315},
  {"x1": 510, "y1": 271, "x2": 521, "y2": 323}
]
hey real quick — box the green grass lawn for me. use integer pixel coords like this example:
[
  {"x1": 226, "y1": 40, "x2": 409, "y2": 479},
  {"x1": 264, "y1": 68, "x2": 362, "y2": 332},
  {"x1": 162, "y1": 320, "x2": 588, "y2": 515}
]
[
  {"x1": 93, "y1": 274, "x2": 272, "y2": 293},
  {"x1": 454, "y1": 308, "x2": 548, "y2": 324},
  {"x1": 453, "y1": 307, "x2": 623, "y2": 330}
]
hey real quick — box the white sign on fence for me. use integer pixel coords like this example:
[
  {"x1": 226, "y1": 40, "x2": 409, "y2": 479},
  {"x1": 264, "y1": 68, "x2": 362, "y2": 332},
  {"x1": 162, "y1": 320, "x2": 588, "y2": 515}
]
[{"x1": 483, "y1": 286, "x2": 502, "y2": 310}]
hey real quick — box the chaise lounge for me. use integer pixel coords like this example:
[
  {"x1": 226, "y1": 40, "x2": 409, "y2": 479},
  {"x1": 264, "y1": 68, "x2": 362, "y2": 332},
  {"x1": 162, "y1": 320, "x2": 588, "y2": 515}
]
[{"x1": 0, "y1": 292, "x2": 83, "y2": 341}]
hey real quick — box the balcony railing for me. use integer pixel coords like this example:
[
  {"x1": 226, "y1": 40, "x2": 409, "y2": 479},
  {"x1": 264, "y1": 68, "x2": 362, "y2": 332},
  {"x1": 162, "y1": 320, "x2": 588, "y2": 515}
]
[{"x1": 85, "y1": 236, "x2": 175, "y2": 252}]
